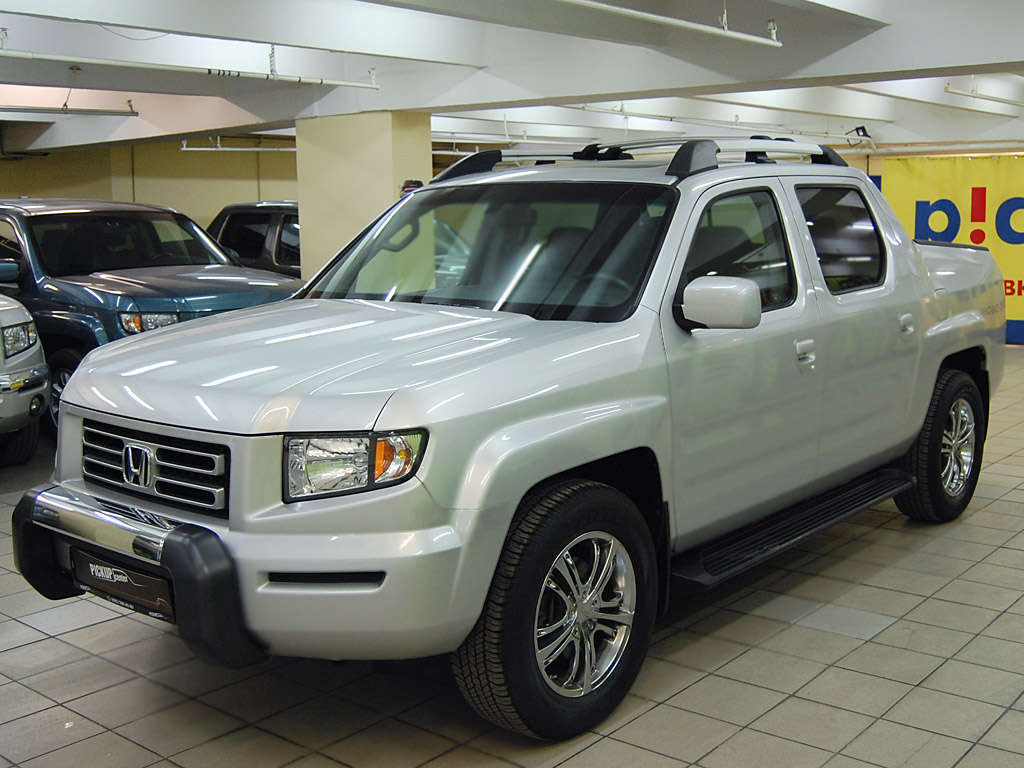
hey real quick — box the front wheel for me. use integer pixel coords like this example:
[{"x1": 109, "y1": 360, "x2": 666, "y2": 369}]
[
  {"x1": 896, "y1": 369, "x2": 986, "y2": 523},
  {"x1": 452, "y1": 481, "x2": 657, "y2": 740},
  {"x1": 47, "y1": 348, "x2": 84, "y2": 431},
  {"x1": 1, "y1": 418, "x2": 39, "y2": 465}
]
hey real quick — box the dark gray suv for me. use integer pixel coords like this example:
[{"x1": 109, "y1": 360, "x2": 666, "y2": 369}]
[{"x1": 208, "y1": 201, "x2": 300, "y2": 277}]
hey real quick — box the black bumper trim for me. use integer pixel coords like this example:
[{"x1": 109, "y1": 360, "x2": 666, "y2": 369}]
[{"x1": 12, "y1": 486, "x2": 266, "y2": 668}]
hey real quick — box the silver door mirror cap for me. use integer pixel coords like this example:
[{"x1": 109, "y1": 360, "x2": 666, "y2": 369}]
[{"x1": 681, "y1": 276, "x2": 762, "y2": 329}]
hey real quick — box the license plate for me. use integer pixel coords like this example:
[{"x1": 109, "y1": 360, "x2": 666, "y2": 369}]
[{"x1": 73, "y1": 550, "x2": 175, "y2": 622}]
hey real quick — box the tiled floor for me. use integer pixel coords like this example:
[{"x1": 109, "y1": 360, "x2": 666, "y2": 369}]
[{"x1": 5, "y1": 350, "x2": 1024, "y2": 767}]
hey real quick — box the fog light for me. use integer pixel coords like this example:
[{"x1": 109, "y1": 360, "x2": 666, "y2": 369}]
[{"x1": 29, "y1": 394, "x2": 43, "y2": 416}]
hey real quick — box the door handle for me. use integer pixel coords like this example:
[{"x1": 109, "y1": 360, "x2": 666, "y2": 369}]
[
  {"x1": 899, "y1": 313, "x2": 915, "y2": 335},
  {"x1": 795, "y1": 338, "x2": 816, "y2": 366}
]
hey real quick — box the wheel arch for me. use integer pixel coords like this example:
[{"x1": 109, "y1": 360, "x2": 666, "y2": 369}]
[{"x1": 939, "y1": 346, "x2": 989, "y2": 418}]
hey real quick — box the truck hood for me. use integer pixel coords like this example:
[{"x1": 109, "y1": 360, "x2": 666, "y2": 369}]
[
  {"x1": 0, "y1": 294, "x2": 32, "y2": 326},
  {"x1": 64, "y1": 298, "x2": 611, "y2": 433},
  {"x1": 54, "y1": 264, "x2": 299, "y2": 312}
]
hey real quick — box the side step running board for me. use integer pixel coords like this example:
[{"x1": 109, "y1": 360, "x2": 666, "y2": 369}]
[{"x1": 671, "y1": 468, "x2": 913, "y2": 590}]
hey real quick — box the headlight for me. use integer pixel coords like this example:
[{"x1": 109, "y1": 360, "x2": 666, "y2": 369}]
[
  {"x1": 284, "y1": 430, "x2": 427, "y2": 501},
  {"x1": 119, "y1": 312, "x2": 178, "y2": 334},
  {"x1": 2, "y1": 321, "x2": 37, "y2": 357}
]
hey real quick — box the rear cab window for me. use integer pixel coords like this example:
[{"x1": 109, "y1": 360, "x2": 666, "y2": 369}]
[{"x1": 795, "y1": 186, "x2": 886, "y2": 294}]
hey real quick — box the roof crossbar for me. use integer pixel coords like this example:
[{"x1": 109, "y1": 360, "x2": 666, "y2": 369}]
[{"x1": 431, "y1": 135, "x2": 847, "y2": 184}]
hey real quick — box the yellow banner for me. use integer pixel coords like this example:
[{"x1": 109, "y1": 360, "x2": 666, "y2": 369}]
[{"x1": 883, "y1": 155, "x2": 1024, "y2": 341}]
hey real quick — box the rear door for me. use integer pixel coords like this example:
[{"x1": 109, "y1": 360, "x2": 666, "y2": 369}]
[
  {"x1": 660, "y1": 178, "x2": 823, "y2": 545},
  {"x1": 782, "y1": 178, "x2": 921, "y2": 482}
]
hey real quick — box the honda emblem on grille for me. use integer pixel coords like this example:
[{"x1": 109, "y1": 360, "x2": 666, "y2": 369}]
[{"x1": 122, "y1": 444, "x2": 154, "y2": 488}]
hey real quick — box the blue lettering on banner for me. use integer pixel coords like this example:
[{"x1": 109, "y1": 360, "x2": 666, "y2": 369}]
[
  {"x1": 914, "y1": 199, "x2": 960, "y2": 242},
  {"x1": 996, "y1": 197, "x2": 1024, "y2": 245}
]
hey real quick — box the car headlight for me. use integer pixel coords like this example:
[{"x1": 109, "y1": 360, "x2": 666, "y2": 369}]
[
  {"x1": 2, "y1": 321, "x2": 37, "y2": 358},
  {"x1": 119, "y1": 312, "x2": 178, "y2": 334},
  {"x1": 284, "y1": 430, "x2": 427, "y2": 501}
]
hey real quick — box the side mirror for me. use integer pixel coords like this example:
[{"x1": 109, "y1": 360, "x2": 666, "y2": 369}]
[
  {"x1": 681, "y1": 276, "x2": 761, "y2": 329},
  {"x1": 0, "y1": 259, "x2": 20, "y2": 284}
]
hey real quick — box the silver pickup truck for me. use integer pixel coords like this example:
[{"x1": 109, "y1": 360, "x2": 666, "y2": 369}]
[{"x1": 13, "y1": 138, "x2": 1005, "y2": 740}]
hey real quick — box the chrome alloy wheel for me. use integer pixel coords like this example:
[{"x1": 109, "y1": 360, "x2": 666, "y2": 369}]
[
  {"x1": 49, "y1": 367, "x2": 73, "y2": 427},
  {"x1": 533, "y1": 531, "x2": 636, "y2": 698},
  {"x1": 941, "y1": 396, "x2": 976, "y2": 497}
]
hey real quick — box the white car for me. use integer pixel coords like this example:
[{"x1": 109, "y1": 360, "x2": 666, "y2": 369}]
[
  {"x1": 0, "y1": 274, "x2": 48, "y2": 463},
  {"x1": 13, "y1": 138, "x2": 1005, "y2": 739}
]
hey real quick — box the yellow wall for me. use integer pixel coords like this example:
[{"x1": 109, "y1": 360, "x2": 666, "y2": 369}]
[
  {"x1": 0, "y1": 138, "x2": 297, "y2": 228},
  {"x1": 296, "y1": 111, "x2": 432, "y2": 278}
]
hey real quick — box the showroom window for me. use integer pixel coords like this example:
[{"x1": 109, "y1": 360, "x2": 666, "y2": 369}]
[
  {"x1": 796, "y1": 186, "x2": 885, "y2": 294},
  {"x1": 277, "y1": 214, "x2": 300, "y2": 266},
  {"x1": 219, "y1": 212, "x2": 269, "y2": 264},
  {"x1": 683, "y1": 189, "x2": 796, "y2": 312}
]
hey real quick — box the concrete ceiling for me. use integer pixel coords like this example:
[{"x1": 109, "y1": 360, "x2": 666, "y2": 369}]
[{"x1": 0, "y1": 0, "x2": 1022, "y2": 153}]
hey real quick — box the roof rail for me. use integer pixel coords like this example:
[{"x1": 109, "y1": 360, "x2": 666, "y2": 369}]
[{"x1": 431, "y1": 135, "x2": 847, "y2": 184}]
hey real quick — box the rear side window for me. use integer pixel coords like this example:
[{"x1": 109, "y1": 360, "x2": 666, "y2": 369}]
[
  {"x1": 277, "y1": 215, "x2": 300, "y2": 266},
  {"x1": 683, "y1": 189, "x2": 796, "y2": 312},
  {"x1": 219, "y1": 213, "x2": 269, "y2": 263},
  {"x1": 796, "y1": 186, "x2": 885, "y2": 294}
]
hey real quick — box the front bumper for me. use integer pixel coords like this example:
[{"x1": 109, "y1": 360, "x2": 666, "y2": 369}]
[
  {"x1": 13, "y1": 481, "x2": 477, "y2": 663},
  {"x1": 0, "y1": 363, "x2": 48, "y2": 432}
]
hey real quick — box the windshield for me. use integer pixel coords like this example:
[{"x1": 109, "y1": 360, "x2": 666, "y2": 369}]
[
  {"x1": 28, "y1": 212, "x2": 232, "y2": 277},
  {"x1": 306, "y1": 182, "x2": 676, "y2": 321}
]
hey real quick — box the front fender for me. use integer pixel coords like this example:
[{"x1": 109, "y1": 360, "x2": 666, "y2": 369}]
[{"x1": 33, "y1": 309, "x2": 109, "y2": 350}]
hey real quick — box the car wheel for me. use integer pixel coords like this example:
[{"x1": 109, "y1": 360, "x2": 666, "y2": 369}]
[
  {"x1": 896, "y1": 369, "x2": 986, "y2": 523},
  {"x1": 47, "y1": 348, "x2": 84, "y2": 431},
  {"x1": 1, "y1": 418, "x2": 39, "y2": 465},
  {"x1": 452, "y1": 480, "x2": 657, "y2": 740}
]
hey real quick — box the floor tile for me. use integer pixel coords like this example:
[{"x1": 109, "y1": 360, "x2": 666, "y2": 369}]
[
  {"x1": 685, "y1": 609, "x2": 787, "y2": 645},
  {"x1": 0, "y1": 619, "x2": 45, "y2": 652},
  {"x1": 752, "y1": 697, "x2": 873, "y2": 751},
  {"x1": 933, "y1": 579, "x2": 1022, "y2": 611},
  {"x1": 842, "y1": 720, "x2": 970, "y2": 767},
  {"x1": 904, "y1": 598, "x2": 999, "y2": 632},
  {"x1": 146, "y1": 656, "x2": 267, "y2": 697},
  {"x1": 648, "y1": 631, "x2": 747, "y2": 671},
  {"x1": 871, "y1": 619, "x2": 973, "y2": 657},
  {"x1": 837, "y1": 642, "x2": 944, "y2": 685},
  {"x1": 612, "y1": 704, "x2": 737, "y2": 763},
  {"x1": 984, "y1": 612, "x2": 1024, "y2": 642},
  {"x1": 336, "y1": 671, "x2": 441, "y2": 716},
  {"x1": 0, "y1": 680, "x2": 53, "y2": 723},
  {"x1": 259, "y1": 693, "x2": 384, "y2": 749},
  {"x1": 962, "y1": 562, "x2": 1024, "y2": 590},
  {"x1": 590, "y1": 693, "x2": 656, "y2": 736},
  {"x1": 958, "y1": 745, "x2": 1024, "y2": 768},
  {"x1": 796, "y1": 666, "x2": 911, "y2": 717},
  {"x1": 629, "y1": 657, "x2": 704, "y2": 702},
  {"x1": 65, "y1": 676, "x2": 185, "y2": 728},
  {"x1": 0, "y1": 705, "x2": 104, "y2": 764},
  {"x1": 727, "y1": 590, "x2": 822, "y2": 623},
  {"x1": 19, "y1": 731, "x2": 159, "y2": 768},
  {"x1": 0, "y1": 638, "x2": 87, "y2": 679},
  {"x1": 956, "y1": 635, "x2": 1024, "y2": 674},
  {"x1": 17, "y1": 600, "x2": 119, "y2": 635},
  {"x1": 199, "y1": 670, "x2": 318, "y2": 722},
  {"x1": 923, "y1": 659, "x2": 1024, "y2": 706},
  {"x1": 100, "y1": 632, "x2": 194, "y2": 674},
  {"x1": 322, "y1": 719, "x2": 455, "y2": 768},
  {"x1": 666, "y1": 674, "x2": 784, "y2": 725},
  {"x1": 797, "y1": 604, "x2": 896, "y2": 639},
  {"x1": 758, "y1": 625, "x2": 862, "y2": 663},
  {"x1": 716, "y1": 648, "x2": 825, "y2": 693},
  {"x1": 173, "y1": 726, "x2": 308, "y2": 768},
  {"x1": 884, "y1": 687, "x2": 1002, "y2": 741},
  {"x1": 983, "y1": 710, "x2": 1024, "y2": 754},
  {"x1": 702, "y1": 728, "x2": 830, "y2": 768},
  {"x1": 57, "y1": 615, "x2": 162, "y2": 654},
  {"x1": 829, "y1": 584, "x2": 924, "y2": 617},
  {"x1": 114, "y1": 700, "x2": 243, "y2": 756},
  {"x1": 467, "y1": 728, "x2": 599, "y2": 768},
  {"x1": 557, "y1": 738, "x2": 686, "y2": 767},
  {"x1": 0, "y1": 589, "x2": 59, "y2": 619},
  {"x1": 21, "y1": 655, "x2": 136, "y2": 702},
  {"x1": 420, "y1": 746, "x2": 518, "y2": 766}
]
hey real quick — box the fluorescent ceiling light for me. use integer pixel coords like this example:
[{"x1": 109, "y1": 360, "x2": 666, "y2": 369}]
[
  {"x1": 944, "y1": 82, "x2": 1024, "y2": 108},
  {"x1": 0, "y1": 104, "x2": 138, "y2": 117}
]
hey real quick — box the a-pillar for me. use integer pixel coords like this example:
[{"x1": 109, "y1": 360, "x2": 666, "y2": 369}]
[{"x1": 295, "y1": 111, "x2": 432, "y2": 279}]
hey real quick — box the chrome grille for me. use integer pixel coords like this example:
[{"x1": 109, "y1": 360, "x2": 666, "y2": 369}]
[{"x1": 82, "y1": 419, "x2": 229, "y2": 518}]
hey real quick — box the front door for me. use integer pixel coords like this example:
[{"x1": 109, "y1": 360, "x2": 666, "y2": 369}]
[{"x1": 660, "y1": 179, "x2": 823, "y2": 547}]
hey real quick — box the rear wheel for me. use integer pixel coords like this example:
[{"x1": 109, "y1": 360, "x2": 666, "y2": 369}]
[
  {"x1": 896, "y1": 369, "x2": 985, "y2": 523},
  {"x1": 452, "y1": 481, "x2": 656, "y2": 739},
  {"x1": 47, "y1": 348, "x2": 83, "y2": 431}
]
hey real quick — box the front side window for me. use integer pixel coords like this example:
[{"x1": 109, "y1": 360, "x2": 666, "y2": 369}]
[
  {"x1": 682, "y1": 189, "x2": 796, "y2": 311},
  {"x1": 796, "y1": 186, "x2": 885, "y2": 294},
  {"x1": 0, "y1": 220, "x2": 22, "y2": 263},
  {"x1": 277, "y1": 214, "x2": 300, "y2": 266},
  {"x1": 28, "y1": 213, "x2": 231, "y2": 277},
  {"x1": 305, "y1": 182, "x2": 676, "y2": 322},
  {"x1": 220, "y1": 213, "x2": 270, "y2": 264}
]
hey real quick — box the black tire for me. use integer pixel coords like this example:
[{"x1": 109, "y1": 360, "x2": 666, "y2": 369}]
[
  {"x1": 452, "y1": 480, "x2": 657, "y2": 740},
  {"x1": 1, "y1": 417, "x2": 39, "y2": 465},
  {"x1": 896, "y1": 369, "x2": 985, "y2": 523},
  {"x1": 47, "y1": 348, "x2": 84, "y2": 431}
]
